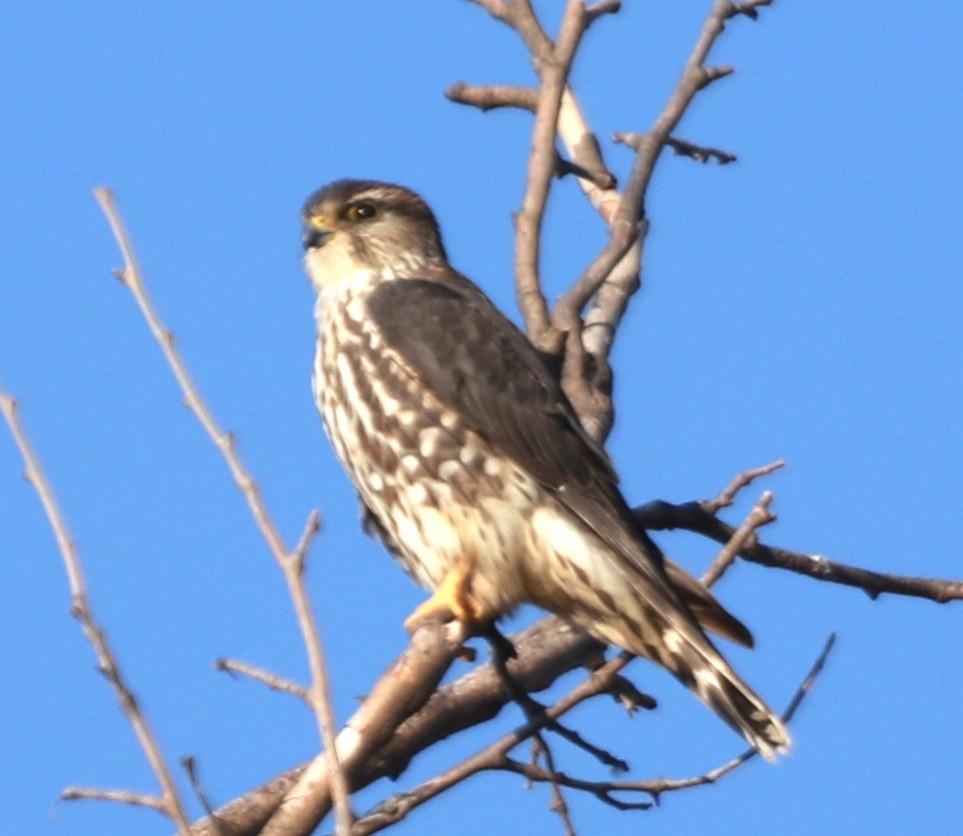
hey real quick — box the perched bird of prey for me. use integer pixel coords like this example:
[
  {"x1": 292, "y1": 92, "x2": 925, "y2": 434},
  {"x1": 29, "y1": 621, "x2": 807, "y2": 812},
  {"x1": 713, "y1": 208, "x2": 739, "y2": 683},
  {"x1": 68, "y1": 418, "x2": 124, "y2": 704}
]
[{"x1": 302, "y1": 179, "x2": 790, "y2": 760}]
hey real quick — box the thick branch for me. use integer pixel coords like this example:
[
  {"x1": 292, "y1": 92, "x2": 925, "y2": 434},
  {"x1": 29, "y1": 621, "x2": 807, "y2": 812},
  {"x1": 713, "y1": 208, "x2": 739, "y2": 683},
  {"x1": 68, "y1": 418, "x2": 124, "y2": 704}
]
[{"x1": 352, "y1": 647, "x2": 637, "y2": 834}]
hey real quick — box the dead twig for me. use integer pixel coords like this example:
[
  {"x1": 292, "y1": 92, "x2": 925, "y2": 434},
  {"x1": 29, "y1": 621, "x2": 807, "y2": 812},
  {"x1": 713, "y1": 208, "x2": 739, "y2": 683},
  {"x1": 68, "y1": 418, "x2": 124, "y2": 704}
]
[
  {"x1": 496, "y1": 632, "x2": 836, "y2": 811},
  {"x1": 92, "y1": 188, "x2": 354, "y2": 833},
  {"x1": 0, "y1": 391, "x2": 192, "y2": 834},
  {"x1": 666, "y1": 135, "x2": 737, "y2": 164},
  {"x1": 636, "y1": 498, "x2": 963, "y2": 604},
  {"x1": 705, "y1": 459, "x2": 786, "y2": 513},
  {"x1": 213, "y1": 658, "x2": 311, "y2": 703},
  {"x1": 60, "y1": 787, "x2": 169, "y2": 813},
  {"x1": 181, "y1": 756, "x2": 220, "y2": 827},
  {"x1": 701, "y1": 490, "x2": 777, "y2": 587}
]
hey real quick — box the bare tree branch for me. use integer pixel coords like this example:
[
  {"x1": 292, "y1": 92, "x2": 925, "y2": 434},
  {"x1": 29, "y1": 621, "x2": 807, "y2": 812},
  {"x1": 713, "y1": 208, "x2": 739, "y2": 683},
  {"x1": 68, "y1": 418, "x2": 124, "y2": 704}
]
[
  {"x1": 181, "y1": 756, "x2": 220, "y2": 827},
  {"x1": 0, "y1": 391, "x2": 193, "y2": 834},
  {"x1": 499, "y1": 632, "x2": 834, "y2": 811},
  {"x1": 448, "y1": 0, "x2": 768, "y2": 439},
  {"x1": 92, "y1": 188, "x2": 354, "y2": 832},
  {"x1": 701, "y1": 491, "x2": 776, "y2": 587},
  {"x1": 256, "y1": 620, "x2": 470, "y2": 835},
  {"x1": 213, "y1": 658, "x2": 311, "y2": 703},
  {"x1": 60, "y1": 787, "x2": 170, "y2": 813},
  {"x1": 352, "y1": 648, "x2": 638, "y2": 834},
  {"x1": 666, "y1": 135, "x2": 738, "y2": 164},
  {"x1": 512, "y1": 0, "x2": 594, "y2": 348},
  {"x1": 635, "y1": 465, "x2": 963, "y2": 604},
  {"x1": 445, "y1": 81, "x2": 538, "y2": 112},
  {"x1": 536, "y1": 0, "x2": 773, "y2": 438}
]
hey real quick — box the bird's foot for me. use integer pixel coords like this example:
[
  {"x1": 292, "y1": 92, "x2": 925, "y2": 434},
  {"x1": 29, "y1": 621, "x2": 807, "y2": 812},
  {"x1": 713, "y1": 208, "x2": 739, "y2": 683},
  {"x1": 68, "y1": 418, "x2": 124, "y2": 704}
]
[{"x1": 404, "y1": 556, "x2": 489, "y2": 632}]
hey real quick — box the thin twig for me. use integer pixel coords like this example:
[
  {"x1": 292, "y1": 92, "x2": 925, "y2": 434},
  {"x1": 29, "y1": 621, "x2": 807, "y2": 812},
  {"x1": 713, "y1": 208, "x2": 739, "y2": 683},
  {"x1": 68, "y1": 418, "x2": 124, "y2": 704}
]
[
  {"x1": 491, "y1": 643, "x2": 630, "y2": 771},
  {"x1": 0, "y1": 391, "x2": 192, "y2": 834},
  {"x1": 60, "y1": 787, "x2": 168, "y2": 812},
  {"x1": 91, "y1": 188, "x2": 355, "y2": 833},
  {"x1": 530, "y1": 735, "x2": 577, "y2": 836},
  {"x1": 706, "y1": 459, "x2": 785, "y2": 513},
  {"x1": 636, "y1": 498, "x2": 963, "y2": 604},
  {"x1": 468, "y1": 0, "x2": 591, "y2": 348},
  {"x1": 213, "y1": 658, "x2": 311, "y2": 703},
  {"x1": 701, "y1": 490, "x2": 776, "y2": 587},
  {"x1": 498, "y1": 632, "x2": 836, "y2": 810},
  {"x1": 666, "y1": 135, "x2": 737, "y2": 164},
  {"x1": 181, "y1": 756, "x2": 221, "y2": 827}
]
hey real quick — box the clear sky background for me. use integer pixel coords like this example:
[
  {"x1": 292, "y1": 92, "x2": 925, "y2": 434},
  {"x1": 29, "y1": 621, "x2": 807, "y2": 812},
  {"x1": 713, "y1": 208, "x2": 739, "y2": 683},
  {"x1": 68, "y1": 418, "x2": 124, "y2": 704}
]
[{"x1": 2, "y1": 3, "x2": 961, "y2": 834}]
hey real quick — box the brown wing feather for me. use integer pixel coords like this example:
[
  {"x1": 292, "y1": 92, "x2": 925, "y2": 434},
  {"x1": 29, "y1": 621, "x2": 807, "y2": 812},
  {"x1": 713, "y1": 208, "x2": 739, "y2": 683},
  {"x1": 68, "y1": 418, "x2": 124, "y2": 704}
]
[{"x1": 367, "y1": 274, "x2": 751, "y2": 643}]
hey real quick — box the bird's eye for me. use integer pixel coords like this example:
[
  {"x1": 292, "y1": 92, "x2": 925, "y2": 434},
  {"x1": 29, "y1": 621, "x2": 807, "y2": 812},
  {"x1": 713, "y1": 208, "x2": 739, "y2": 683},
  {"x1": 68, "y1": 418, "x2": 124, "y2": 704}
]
[{"x1": 345, "y1": 201, "x2": 378, "y2": 221}]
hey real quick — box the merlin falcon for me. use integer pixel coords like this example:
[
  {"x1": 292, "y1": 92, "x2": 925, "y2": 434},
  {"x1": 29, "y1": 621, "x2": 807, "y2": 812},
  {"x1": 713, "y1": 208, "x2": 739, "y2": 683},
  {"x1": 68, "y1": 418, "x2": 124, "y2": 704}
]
[{"x1": 302, "y1": 179, "x2": 790, "y2": 760}]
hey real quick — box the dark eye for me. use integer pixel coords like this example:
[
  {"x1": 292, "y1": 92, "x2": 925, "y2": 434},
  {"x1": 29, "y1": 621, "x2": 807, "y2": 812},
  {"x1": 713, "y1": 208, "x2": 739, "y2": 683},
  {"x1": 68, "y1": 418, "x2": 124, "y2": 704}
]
[{"x1": 345, "y1": 201, "x2": 378, "y2": 221}]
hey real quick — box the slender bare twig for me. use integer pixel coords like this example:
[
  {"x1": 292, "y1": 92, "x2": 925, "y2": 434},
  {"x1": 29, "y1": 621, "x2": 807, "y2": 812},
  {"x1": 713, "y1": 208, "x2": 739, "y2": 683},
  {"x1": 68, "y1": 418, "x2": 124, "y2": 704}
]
[
  {"x1": 706, "y1": 459, "x2": 786, "y2": 512},
  {"x1": 464, "y1": 0, "x2": 594, "y2": 350},
  {"x1": 60, "y1": 787, "x2": 169, "y2": 812},
  {"x1": 213, "y1": 658, "x2": 311, "y2": 703},
  {"x1": 488, "y1": 633, "x2": 630, "y2": 772},
  {"x1": 494, "y1": 632, "x2": 835, "y2": 811},
  {"x1": 530, "y1": 735, "x2": 577, "y2": 836},
  {"x1": 181, "y1": 756, "x2": 220, "y2": 827},
  {"x1": 615, "y1": 133, "x2": 737, "y2": 166},
  {"x1": 91, "y1": 188, "x2": 354, "y2": 832},
  {"x1": 666, "y1": 135, "x2": 737, "y2": 164},
  {"x1": 634, "y1": 462, "x2": 963, "y2": 602},
  {"x1": 701, "y1": 491, "x2": 776, "y2": 587},
  {"x1": 636, "y1": 497, "x2": 963, "y2": 604},
  {"x1": 0, "y1": 391, "x2": 192, "y2": 834},
  {"x1": 516, "y1": 0, "x2": 590, "y2": 349}
]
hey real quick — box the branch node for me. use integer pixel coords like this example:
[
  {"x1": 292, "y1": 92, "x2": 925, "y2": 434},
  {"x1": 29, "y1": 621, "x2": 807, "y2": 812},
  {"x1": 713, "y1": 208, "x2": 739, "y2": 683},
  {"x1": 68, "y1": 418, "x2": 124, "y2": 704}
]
[{"x1": 701, "y1": 65, "x2": 735, "y2": 87}]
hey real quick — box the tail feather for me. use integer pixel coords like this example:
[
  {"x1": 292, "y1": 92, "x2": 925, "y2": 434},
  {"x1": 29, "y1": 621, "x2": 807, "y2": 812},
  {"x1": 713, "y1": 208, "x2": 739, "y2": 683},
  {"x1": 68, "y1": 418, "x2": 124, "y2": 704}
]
[
  {"x1": 663, "y1": 627, "x2": 791, "y2": 761},
  {"x1": 566, "y1": 583, "x2": 790, "y2": 759},
  {"x1": 664, "y1": 559, "x2": 755, "y2": 648},
  {"x1": 530, "y1": 506, "x2": 790, "y2": 759}
]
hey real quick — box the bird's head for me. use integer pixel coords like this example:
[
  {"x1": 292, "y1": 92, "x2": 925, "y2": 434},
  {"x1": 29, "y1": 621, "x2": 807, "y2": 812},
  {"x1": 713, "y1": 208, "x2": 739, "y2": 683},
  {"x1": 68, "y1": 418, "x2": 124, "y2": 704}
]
[{"x1": 302, "y1": 180, "x2": 448, "y2": 290}]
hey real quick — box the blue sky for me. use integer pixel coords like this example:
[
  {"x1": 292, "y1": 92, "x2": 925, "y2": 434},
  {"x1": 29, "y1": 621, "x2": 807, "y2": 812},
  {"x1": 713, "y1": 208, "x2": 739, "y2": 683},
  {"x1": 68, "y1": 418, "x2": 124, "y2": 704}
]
[{"x1": 2, "y1": 2, "x2": 961, "y2": 834}]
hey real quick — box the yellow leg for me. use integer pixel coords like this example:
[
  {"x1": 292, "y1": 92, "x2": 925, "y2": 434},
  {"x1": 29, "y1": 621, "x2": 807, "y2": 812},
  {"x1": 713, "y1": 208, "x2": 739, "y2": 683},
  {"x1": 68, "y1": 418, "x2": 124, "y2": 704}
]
[{"x1": 404, "y1": 555, "x2": 488, "y2": 631}]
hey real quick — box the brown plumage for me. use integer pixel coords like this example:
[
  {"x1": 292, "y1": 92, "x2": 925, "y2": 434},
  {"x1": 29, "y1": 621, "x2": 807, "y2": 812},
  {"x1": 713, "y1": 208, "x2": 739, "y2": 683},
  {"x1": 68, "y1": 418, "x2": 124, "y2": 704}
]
[{"x1": 302, "y1": 179, "x2": 790, "y2": 760}]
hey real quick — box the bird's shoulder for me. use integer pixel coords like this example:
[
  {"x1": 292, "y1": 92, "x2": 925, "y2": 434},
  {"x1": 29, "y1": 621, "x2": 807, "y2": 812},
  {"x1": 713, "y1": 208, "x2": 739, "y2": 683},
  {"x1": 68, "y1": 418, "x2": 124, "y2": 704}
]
[{"x1": 365, "y1": 272, "x2": 617, "y2": 491}]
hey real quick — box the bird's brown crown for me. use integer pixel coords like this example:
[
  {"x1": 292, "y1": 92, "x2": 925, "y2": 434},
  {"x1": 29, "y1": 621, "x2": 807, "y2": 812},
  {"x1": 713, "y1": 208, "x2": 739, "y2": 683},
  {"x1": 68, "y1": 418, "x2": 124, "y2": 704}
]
[{"x1": 302, "y1": 180, "x2": 447, "y2": 273}]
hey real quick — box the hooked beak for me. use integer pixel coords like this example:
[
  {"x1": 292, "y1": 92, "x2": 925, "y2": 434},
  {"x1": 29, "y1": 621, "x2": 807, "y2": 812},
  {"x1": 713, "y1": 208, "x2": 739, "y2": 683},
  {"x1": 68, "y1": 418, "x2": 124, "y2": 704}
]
[{"x1": 302, "y1": 216, "x2": 334, "y2": 250}]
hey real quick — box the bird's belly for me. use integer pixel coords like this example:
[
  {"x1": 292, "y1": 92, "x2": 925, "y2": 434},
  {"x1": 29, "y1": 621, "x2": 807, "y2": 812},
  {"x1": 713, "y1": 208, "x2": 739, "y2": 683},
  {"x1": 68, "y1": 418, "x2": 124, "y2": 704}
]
[{"x1": 315, "y1": 328, "x2": 537, "y2": 614}]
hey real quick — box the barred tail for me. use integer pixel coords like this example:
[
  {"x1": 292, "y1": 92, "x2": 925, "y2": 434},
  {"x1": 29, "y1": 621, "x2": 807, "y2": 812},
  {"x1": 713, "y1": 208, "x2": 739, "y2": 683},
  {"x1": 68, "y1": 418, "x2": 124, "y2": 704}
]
[
  {"x1": 529, "y1": 508, "x2": 791, "y2": 759},
  {"x1": 658, "y1": 627, "x2": 791, "y2": 761},
  {"x1": 564, "y1": 571, "x2": 790, "y2": 759}
]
